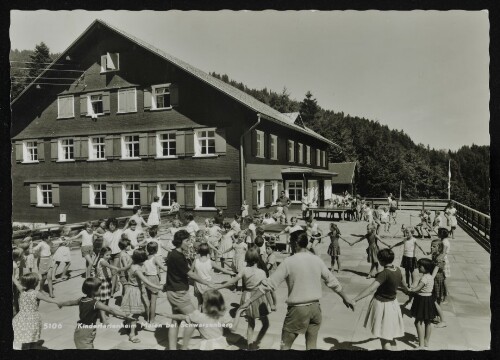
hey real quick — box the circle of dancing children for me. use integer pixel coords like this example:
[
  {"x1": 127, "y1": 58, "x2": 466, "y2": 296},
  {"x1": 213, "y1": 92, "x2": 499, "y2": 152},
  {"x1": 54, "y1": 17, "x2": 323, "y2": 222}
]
[{"x1": 350, "y1": 224, "x2": 391, "y2": 278}]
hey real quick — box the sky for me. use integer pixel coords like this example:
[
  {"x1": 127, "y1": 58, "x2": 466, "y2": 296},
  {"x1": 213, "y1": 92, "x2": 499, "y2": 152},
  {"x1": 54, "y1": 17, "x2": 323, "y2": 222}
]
[{"x1": 10, "y1": 10, "x2": 490, "y2": 151}]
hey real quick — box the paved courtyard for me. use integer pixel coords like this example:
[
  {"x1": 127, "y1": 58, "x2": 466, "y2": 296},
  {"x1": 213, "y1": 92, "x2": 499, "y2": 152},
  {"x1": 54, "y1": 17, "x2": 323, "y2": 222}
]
[{"x1": 25, "y1": 210, "x2": 490, "y2": 350}]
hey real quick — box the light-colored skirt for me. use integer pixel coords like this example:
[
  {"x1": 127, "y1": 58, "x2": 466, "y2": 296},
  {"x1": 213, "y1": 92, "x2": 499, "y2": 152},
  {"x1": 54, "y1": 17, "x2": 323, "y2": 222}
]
[
  {"x1": 38, "y1": 256, "x2": 53, "y2": 275},
  {"x1": 147, "y1": 212, "x2": 160, "y2": 226},
  {"x1": 364, "y1": 298, "x2": 404, "y2": 340},
  {"x1": 443, "y1": 255, "x2": 451, "y2": 278},
  {"x1": 53, "y1": 246, "x2": 71, "y2": 262},
  {"x1": 121, "y1": 285, "x2": 149, "y2": 315}
]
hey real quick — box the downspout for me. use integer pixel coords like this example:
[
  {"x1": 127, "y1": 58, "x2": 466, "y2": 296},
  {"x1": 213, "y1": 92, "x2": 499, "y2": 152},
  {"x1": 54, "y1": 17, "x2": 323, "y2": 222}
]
[{"x1": 240, "y1": 113, "x2": 261, "y2": 203}]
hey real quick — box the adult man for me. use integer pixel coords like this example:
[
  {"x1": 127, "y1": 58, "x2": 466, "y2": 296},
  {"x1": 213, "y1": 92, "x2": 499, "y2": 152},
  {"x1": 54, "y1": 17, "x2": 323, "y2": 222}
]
[
  {"x1": 241, "y1": 231, "x2": 355, "y2": 349},
  {"x1": 278, "y1": 191, "x2": 291, "y2": 224},
  {"x1": 165, "y1": 229, "x2": 213, "y2": 350}
]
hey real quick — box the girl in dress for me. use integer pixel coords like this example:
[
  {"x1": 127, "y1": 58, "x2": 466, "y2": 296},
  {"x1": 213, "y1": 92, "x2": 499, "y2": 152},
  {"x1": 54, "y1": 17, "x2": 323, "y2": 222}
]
[
  {"x1": 389, "y1": 226, "x2": 426, "y2": 288},
  {"x1": 241, "y1": 200, "x2": 249, "y2": 218},
  {"x1": 52, "y1": 227, "x2": 72, "y2": 281},
  {"x1": 305, "y1": 217, "x2": 322, "y2": 255},
  {"x1": 121, "y1": 249, "x2": 163, "y2": 343},
  {"x1": 320, "y1": 223, "x2": 350, "y2": 272},
  {"x1": 189, "y1": 243, "x2": 235, "y2": 310},
  {"x1": 124, "y1": 206, "x2": 149, "y2": 233},
  {"x1": 380, "y1": 207, "x2": 391, "y2": 232},
  {"x1": 21, "y1": 237, "x2": 35, "y2": 274},
  {"x1": 93, "y1": 247, "x2": 129, "y2": 324},
  {"x1": 350, "y1": 224, "x2": 391, "y2": 278},
  {"x1": 67, "y1": 223, "x2": 95, "y2": 278},
  {"x1": 206, "y1": 218, "x2": 223, "y2": 262},
  {"x1": 428, "y1": 239, "x2": 447, "y2": 328},
  {"x1": 221, "y1": 230, "x2": 248, "y2": 292},
  {"x1": 219, "y1": 222, "x2": 235, "y2": 269},
  {"x1": 276, "y1": 217, "x2": 303, "y2": 254},
  {"x1": 438, "y1": 228, "x2": 452, "y2": 284},
  {"x1": 147, "y1": 196, "x2": 161, "y2": 229},
  {"x1": 58, "y1": 278, "x2": 133, "y2": 349},
  {"x1": 12, "y1": 273, "x2": 61, "y2": 349},
  {"x1": 444, "y1": 202, "x2": 458, "y2": 239},
  {"x1": 93, "y1": 220, "x2": 106, "y2": 256},
  {"x1": 32, "y1": 232, "x2": 55, "y2": 297},
  {"x1": 409, "y1": 258, "x2": 439, "y2": 349},
  {"x1": 353, "y1": 249, "x2": 407, "y2": 350},
  {"x1": 144, "y1": 242, "x2": 168, "y2": 324},
  {"x1": 215, "y1": 247, "x2": 274, "y2": 349}
]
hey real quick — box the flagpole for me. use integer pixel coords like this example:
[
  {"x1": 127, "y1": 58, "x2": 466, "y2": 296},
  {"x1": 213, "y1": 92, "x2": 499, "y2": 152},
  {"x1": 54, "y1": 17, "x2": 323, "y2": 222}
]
[{"x1": 448, "y1": 159, "x2": 451, "y2": 200}]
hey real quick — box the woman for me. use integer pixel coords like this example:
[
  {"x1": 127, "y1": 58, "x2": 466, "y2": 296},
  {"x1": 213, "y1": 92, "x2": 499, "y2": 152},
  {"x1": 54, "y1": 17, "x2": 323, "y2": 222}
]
[{"x1": 147, "y1": 196, "x2": 161, "y2": 229}]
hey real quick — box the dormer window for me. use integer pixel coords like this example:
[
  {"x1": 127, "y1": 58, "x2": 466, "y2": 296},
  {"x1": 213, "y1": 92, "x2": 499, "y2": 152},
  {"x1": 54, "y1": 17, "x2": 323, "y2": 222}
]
[
  {"x1": 89, "y1": 94, "x2": 104, "y2": 115},
  {"x1": 100, "y1": 52, "x2": 119, "y2": 73},
  {"x1": 152, "y1": 84, "x2": 171, "y2": 110}
]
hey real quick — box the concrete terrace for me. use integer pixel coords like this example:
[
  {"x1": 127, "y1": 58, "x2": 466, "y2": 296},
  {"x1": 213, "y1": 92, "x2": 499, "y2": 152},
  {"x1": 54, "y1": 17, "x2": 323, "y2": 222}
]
[{"x1": 27, "y1": 210, "x2": 490, "y2": 350}]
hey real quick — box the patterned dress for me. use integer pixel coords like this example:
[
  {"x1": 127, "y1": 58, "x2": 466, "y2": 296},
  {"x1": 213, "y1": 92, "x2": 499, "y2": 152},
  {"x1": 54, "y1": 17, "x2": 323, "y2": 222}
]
[
  {"x1": 366, "y1": 233, "x2": 379, "y2": 263},
  {"x1": 121, "y1": 264, "x2": 150, "y2": 315},
  {"x1": 13, "y1": 290, "x2": 42, "y2": 348},
  {"x1": 95, "y1": 259, "x2": 112, "y2": 301}
]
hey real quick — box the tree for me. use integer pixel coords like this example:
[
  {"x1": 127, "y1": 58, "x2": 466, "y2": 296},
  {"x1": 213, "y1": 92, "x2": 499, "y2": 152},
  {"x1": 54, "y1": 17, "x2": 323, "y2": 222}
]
[
  {"x1": 299, "y1": 91, "x2": 321, "y2": 128},
  {"x1": 28, "y1": 42, "x2": 52, "y2": 79}
]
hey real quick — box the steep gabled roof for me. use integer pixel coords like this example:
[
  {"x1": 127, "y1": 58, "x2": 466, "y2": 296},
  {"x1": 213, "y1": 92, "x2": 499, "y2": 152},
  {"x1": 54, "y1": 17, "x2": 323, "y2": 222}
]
[
  {"x1": 12, "y1": 19, "x2": 334, "y2": 146},
  {"x1": 328, "y1": 162, "x2": 357, "y2": 184}
]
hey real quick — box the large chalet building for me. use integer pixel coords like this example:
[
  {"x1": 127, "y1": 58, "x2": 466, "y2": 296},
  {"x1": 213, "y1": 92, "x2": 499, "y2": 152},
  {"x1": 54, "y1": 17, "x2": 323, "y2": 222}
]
[{"x1": 11, "y1": 20, "x2": 336, "y2": 224}]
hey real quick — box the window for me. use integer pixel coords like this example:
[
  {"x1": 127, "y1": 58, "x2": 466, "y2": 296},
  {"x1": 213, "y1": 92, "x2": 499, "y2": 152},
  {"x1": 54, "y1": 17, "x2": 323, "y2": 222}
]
[
  {"x1": 270, "y1": 135, "x2": 278, "y2": 160},
  {"x1": 57, "y1": 95, "x2": 74, "y2": 118},
  {"x1": 23, "y1": 141, "x2": 38, "y2": 162},
  {"x1": 288, "y1": 140, "x2": 295, "y2": 162},
  {"x1": 89, "y1": 137, "x2": 106, "y2": 160},
  {"x1": 157, "y1": 132, "x2": 176, "y2": 157},
  {"x1": 152, "y1": 84, "x2": 171, "y2": 109},
  {"x1": 158, "y1": 183, "x2": 176, "y2": 208},
  {"x1": 256, "y1": 181, "x2": 265, "y2": 208},
  {"x1": 298, "y1": 143, "x2": 303, "y2": 164},
  {"x1": 256, "y1": 130, "x2": 264, "y2": 158},
  {"x1": 90, "y1": 184, "x2": 107, "y2": 207},
  {"x1": 195, "y1": 183, "x2": 216, "y2": 209},
  {"x1": 100, "y1": 53, "x2": 119, "y2": 72},
  {"x1": 195, "y1": 129, "x2": 216, "y2": 156},
  {"x1": 286, "y1": 180, "x2": 303, "y2": 202},
  {"x1": 306, "y1": 145, "x2": 311, "y2": 165},
  {"x1": 122, "y1": 135, "x2": 140, "y2": 159},
  {"x1": 38, "y1": 184, "x2": 53, "y2": 206},
  {"x1": 88, "y1": 94, "x2": 104, "y2": 116},
  {"x1": 58, "y1": 138, "x2": 74, "y2": 161},
  {"x1": 118, "y1": 88, "x2": 137, "y2": 113},
  {"x1": 316, "y1": 149, "x2": 321, "y2": 166},
  {"x1": 271, "y1": 181, "x2": 279, "y2": 205},
  {"x1": 123, "y1": 184, "x2": 140, "y2": 208}
]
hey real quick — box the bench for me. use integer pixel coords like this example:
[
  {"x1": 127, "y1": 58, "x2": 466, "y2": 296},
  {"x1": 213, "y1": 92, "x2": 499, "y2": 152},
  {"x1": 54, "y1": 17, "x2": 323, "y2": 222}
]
[{"x1": 311, "y1": 207, "x2": 354, "y2": 221}]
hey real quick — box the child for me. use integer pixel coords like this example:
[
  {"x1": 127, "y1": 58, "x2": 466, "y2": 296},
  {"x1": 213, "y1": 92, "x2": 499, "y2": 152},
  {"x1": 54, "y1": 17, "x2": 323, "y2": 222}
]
[
  {"x1": 167, "y1": 197, "x2": 180, "y2": 218},
  {"x1": 231, "y1": 214, "x2": 242, "y2": 233},
  {"x1": 206, "y1": 219, "x2": 223, "y2": 262},
  {"x1": 147, "y1": 196, "x2": 162, "y2": 229},
  {"x1": 22, "y1": 237, "x2": 35, "y2": 274},
  {"x1": 13, "y1": 247, "x2": 24, "y2": 315},
  {"x1": 262, "y1": 212, "x2": 276, "y2": 225},
  {"x1": 158, "y1": 290, "x2": 243, "y2": 350},
  {"x1": 92, "y1": 220, "x2": 106, "y2": 256},
  {"x1": 320, "y1": 223, "x2": 350, "y2": 272},
  {"x1": 241, "y1": 200, "x2": 249, "y2": 217},
  {"x1": 350, "y1": 224, "x2": 391, "y2": 278},
  {"x1": 146, "y1": 227, "x2": 170, "y2": 270},
  {"x1": 214, "y1": 208, "x2": 225, "y2": 226},
  {"x1": 185, "y1": 213, "x2": 199, "y2": 237},
  {"x1": 124, "y1": 206, "x2": 149, "y2": 233},
  {"x1": 273, "y1": 201, "x2": 286, "y2": 224},
  {"x1": 121, "y1": 249, "x2": 163, "y2": 342},
  {"x1": 123, "y1": 220, "x2": 143, "y2": 251},
  {"x1": 52, "y1": 229, "x2": 72, "y2": 281},
  {"x1": 254, "y1": 227, "x2": 267, "y2": 259},
  {"x1": 216, "y1": 247, "x2": 274, "y2": 349},
  {"x1": 276, "y1": 216, "x2": 303, "y2": 254},
  {"x1": 93, "y1": 247, "x2": 129, "y2": 324},
  {"x1": 372, "y1": 205, "x2": 382, "y2": 234},
  {"x1": 444, "y1": 203, "x2": 457, "y2": 239},
  {"x1": 389, "y1": 198, "x2": 398, "y2": 224},
  {"x1": 32, "y1": 232, "x2": 55, "y2": 297},
  {"x1": 305, "y1": 217, "x2": 322, "y2": 254},
  {"x1": 219, "y1": 222, "x2": 235, "y2": 269},
  {"x1": 352, "y1": 249, "x2": 407, "y2": 350},
  {"x1": 246, "y1": 217, "x2": 257, "y2": 244},
  {"x1": 438, "y1": 228, "x2": 452, "y2": 281},
  {"x1": 390, "y1": 226, "x2": 425, "y2": 288},
  {"x1": 265, "y1": 245, "x2": 277, "y2": 274},
  {"x1": 409, "y1": 258, "x2": 439, "y2": 349},
  {"x1": 144, "y1": 242, "x2": 168, "y2": 324},
  {"x1": 189, "y1": 243, "x2": 235, "y2": 310},
  {"x1": 58, "y1": 278, "x2": 133, "y2": 349},
  {"x1": 222, "y1": 230, "x2": 248, "y2": 292},
  {"x1": 428, "y1": 239, "x2": 448, "y2": 328},
  {"x1": 67, "y1": 222, "x2": 94, "y2": 278},
  {"x1": 12, "y1": 273, "x2": 61, "y2": 349},
  {"x1": 380, "y1": 207, "x2": 391, "y2": 232},
  {"x1": 118, "y1": 239, "x2": 133, "y2": 298}
]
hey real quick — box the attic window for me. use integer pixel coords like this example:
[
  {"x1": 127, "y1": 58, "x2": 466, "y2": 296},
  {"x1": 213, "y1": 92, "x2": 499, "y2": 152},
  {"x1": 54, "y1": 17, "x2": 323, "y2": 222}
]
[{"x1": 101, "y1": 53, "x2": 119, "y2": 72}]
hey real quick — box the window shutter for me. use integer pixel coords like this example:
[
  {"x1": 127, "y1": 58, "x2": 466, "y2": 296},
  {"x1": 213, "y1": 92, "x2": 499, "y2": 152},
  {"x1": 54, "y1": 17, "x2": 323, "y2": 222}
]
[
  {"x1": 265, "y1": 182, "x2": 272, "y2": 206},
  {"x1": 215, "y1": 128, "x2": 226, "y2": 155},
  {"x1": 30, "y1": 184, "x2": 37, "y2": 206},
  {"x1": 251, "y1": 130, "x2": 257, "y2": 157},
  {"x1": 80, "y1": 96, "x2": 88, "y2": 116},
  {"x1": 176, "y1": 183, "x2": 185, "y2": 208},
  {"x1": 81, "y1": 138, "x2": 89, "y2": 159},
  {"x1": 170, "y1": 84, "x2": 179, "y2": 107},
  {"x1": 185, "y1": 183, "x2": 195, "y2": 209},
  {"x1": 128, "y1": 89, "x2": 137, "y2": 112},
  {"x1": 252, "y1": 182, "x2": 258, "y2": 209},
  {"x1": 215, "y1": 182, "x2": 228, "y2": 209},
  {"x1": 74, "y1": 138, "x2": 82, "y2": 160},
  {"x1": 105, "y1": 136, "x2": 114, "y2": 159},
  {"x1": 147, "y1": 184, "x2": 158, "y2": 204},
  {"x1": 185, "y1": 130, "x2": 195, "y2": 156},
  {"x1": 51, "y1": 139, "x2": 58, "y2": 161},
  {"x1": 102, "y1": 92, "x2": 110, "y2": 114},
  {"x1": 106, "y1": 183, "x2": 114, "y2": 207},
  {"x1": 100, "y1": 55, "x2": 107, "y2": 72},
  {"x1": 139, "y1": 134, "x2": 148, "y2": 157},
  {"x1": 113, "y1": 136, "x2": 121, "y2": 159},
  {"x1": 82, "y1": 184, "x2": 90, "y2": 207},
  {"x1": 140, "y1": 184, "x2": 149, "y2": 206},
  {"x1": 143, "y1": 88, "x2": 152, "y2": 110},
  {"x1": 37, "y1": 141, "x2": 45, "y2": 162},
  {"x1": 110, "y1": 53, "x2": 119, "y2": 69},
  {"x1": 15, "y1": 142, "x2": 23, "y2": 163},
  {"x1": 106, "y1": 53, "x2": 116, "y2": 70},
  {"x1": 148, "y1": 133, "x2": 156, "y2": 158},
  {"x1": 112, "y1": 184, "x2": 122, "y2": 208},
  {"x1": 52, "y1": 184, "x2": 60, "y2": 206},
  {"x1": 176, "y1": 131, "x2": 185, "y2": 157}
]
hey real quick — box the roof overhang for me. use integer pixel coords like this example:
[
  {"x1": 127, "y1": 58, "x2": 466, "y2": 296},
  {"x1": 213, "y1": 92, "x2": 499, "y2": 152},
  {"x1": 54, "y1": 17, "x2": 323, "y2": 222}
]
[{"x1": 281, "y1": 167, "x2": 338, "y2": 178}]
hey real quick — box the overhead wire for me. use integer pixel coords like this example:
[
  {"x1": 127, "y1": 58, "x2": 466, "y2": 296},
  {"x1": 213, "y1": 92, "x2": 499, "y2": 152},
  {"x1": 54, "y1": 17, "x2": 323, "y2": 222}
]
[
  {"x1": 10, "y1": 67, "x2": 85, "y2": 73},
  {"x1": 10, "y1": 60, "x2": 79, "y2": 66}
]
